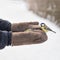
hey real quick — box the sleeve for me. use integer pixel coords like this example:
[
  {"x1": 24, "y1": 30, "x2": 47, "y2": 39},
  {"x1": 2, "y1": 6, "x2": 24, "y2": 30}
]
[
  {"x1": 0, "y1": 31, "x2": 12, "y2": 49},
  {"x1": 0, "y1": 19, "x2": 11, "y2": 31}
]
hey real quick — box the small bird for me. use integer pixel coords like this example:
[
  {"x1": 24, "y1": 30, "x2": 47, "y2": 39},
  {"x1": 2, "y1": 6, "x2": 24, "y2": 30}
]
[{"x1": 40, "y1": 23, "x2": 56, "y2": 33}]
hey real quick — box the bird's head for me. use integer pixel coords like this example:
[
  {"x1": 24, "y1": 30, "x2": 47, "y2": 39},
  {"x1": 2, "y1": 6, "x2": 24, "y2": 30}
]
[
  {"x1": 40, "y1": 23, "x2": 48, "y2": 32},
  {"x1": 41, "y1": 23, "x2": 46, "y2": 27}
]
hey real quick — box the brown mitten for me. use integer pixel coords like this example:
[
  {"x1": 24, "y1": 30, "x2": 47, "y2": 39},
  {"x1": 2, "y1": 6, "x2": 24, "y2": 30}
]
[
  {"x1": 11, "y1": 22, "x2": 39, "y2": 32},
  {"x1": 11, "y1": 22, "x2": 47, "y2": 46},
  {"x1": 11, "y1": 30, "x2": 47, "y2": 46}
]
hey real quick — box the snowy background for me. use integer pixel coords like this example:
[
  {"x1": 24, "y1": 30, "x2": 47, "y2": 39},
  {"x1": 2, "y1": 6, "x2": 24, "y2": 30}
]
[{"x1": 0, "y1": 0, "x2": 60, "y2": 60}]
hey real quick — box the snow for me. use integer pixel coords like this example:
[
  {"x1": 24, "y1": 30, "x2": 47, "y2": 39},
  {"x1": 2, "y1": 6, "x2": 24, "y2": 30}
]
[{"x1": 0, "y1": 0, "x2": 60, "y2": 60}]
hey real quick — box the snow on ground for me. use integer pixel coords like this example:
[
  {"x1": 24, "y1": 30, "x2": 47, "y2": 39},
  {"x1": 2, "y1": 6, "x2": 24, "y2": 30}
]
[{"x1": 0, "y1": 0, "x2": 60, "y2": 60}]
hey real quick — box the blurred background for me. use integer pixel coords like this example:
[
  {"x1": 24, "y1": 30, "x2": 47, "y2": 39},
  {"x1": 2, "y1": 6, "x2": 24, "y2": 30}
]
[
  {"x1": 26, "y1": 0, "x2": 60, "y2": 26},
  {"x1": 0, "y1": 0, "x2": 60, "y2": 60}
]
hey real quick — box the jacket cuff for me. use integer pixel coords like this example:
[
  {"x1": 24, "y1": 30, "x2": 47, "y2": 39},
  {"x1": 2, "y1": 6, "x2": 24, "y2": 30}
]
[
  {"x1": 0, "y1": 19, "x2": 11, "y2": 31},
  {"x1": 0, "y1": 31, "x2": 12, "y2": 49},
  {"x1": 7, "y1": 31, "x2": 12, "y2": 46}
]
